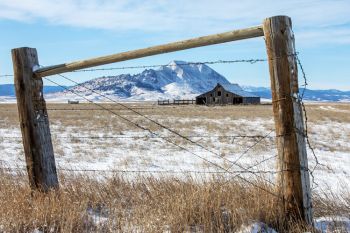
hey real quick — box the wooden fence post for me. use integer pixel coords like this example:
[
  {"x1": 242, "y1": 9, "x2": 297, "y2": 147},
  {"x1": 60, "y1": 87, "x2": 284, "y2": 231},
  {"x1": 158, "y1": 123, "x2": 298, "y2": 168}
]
[
  {"x1": 263, "y1": 16, "x2": 313, "y2": 225},
  {"x1": 12, "y1": 47, "x2": 59, "y2": 192}
]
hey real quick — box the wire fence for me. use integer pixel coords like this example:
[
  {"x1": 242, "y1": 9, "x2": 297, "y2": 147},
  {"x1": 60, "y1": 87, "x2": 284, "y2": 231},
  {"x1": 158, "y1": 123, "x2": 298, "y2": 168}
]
[
  {"x1": 0, "y1": 134, "x2": 275, "y2": 140},
  {"x1": 0, "y1": 59, "x2": 267, "y2": 78},
  {"x1": 0, "y1": 54, "x2": 321, "y2": 202}
]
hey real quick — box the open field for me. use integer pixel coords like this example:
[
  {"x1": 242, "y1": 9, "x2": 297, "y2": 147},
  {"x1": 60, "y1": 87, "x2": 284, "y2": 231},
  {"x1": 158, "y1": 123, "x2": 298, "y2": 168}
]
[
  {"x1": 0, "y1": 102, "x2": 349, "y2": 192},
  {"x1": 0, "y1": 102, "x2": 349, "y2": 232}
]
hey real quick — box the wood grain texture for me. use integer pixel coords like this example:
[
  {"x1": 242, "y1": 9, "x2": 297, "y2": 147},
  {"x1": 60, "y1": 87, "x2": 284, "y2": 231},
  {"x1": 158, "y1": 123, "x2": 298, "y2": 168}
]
[
  {"x1": 263, "y1": 16, "x2": 313, "y2": 225},
  {"x1": 12, "y1": 47, "x2": 59, "y2": 191},
  {"x1": 34, "y1": 26, "x2": 264, "y2": 78}
]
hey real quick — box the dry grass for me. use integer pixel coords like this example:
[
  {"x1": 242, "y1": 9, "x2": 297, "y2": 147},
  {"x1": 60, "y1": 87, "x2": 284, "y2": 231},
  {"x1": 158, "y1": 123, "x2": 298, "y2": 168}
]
[
  {"x1": 1, "y1": 102, "x2": 348, "y2": 128},
  {"x1": 0, "y1": 169, "x2": 349, "y2": 232},
  {"x1": 1, "y1": 102, "x2": 350, "y2": 136}
]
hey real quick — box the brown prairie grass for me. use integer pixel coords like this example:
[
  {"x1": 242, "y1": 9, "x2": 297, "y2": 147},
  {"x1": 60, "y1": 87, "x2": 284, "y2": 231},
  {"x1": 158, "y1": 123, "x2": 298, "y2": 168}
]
[
  {"x1": 0, "y1": 169, "x2": 349, "y2": 232},
  {"x1": 1, "y1": 102, "x2": 350, "y2": 130}
]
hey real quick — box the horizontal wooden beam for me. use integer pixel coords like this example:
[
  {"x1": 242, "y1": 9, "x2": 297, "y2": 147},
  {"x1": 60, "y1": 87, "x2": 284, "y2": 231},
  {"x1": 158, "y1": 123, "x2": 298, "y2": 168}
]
[{"x1": 34, "y1": 25, "x2": 264, "y2": 78}]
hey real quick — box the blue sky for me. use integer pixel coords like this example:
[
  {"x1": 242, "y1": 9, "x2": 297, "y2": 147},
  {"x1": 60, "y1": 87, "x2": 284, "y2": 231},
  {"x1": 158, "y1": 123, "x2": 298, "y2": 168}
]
[{"x1": 0, "y1": 0, "x2": 349, "y2": 90}]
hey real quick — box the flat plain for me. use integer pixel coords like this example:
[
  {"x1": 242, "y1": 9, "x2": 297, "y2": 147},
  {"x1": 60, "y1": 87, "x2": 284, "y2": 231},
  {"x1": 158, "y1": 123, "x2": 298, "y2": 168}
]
[{"x1": 1, "y1": 102, "x2": 349, "y2": 193}]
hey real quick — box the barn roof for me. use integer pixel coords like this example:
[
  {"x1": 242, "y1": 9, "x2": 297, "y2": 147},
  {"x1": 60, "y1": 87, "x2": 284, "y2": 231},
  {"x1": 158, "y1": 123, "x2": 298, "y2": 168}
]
[
  {"x1": 218, "y1": 83, "x2": 259, "y2": 97},
  {"x1": 198, "y1": 83, "x2": 259, "y2": 98}
]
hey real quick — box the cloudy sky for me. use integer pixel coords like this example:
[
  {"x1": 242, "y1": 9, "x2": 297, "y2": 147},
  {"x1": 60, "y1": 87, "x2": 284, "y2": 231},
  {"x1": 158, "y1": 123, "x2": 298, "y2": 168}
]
[{"x1": 0, "y1": 0, "x2": 349, "y2": 89}]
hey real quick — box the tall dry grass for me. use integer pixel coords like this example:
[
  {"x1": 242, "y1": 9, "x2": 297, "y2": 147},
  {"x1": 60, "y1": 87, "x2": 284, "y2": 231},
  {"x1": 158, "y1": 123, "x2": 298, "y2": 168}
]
[{"x1": 0, "y1": 169, "x2": 348, "y2": 232}]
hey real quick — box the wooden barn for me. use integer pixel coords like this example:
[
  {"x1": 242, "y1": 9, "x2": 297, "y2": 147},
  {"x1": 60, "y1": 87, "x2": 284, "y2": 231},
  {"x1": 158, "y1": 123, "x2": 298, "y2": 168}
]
[{"x1": 196, "y1": 83, "x2": 260, "y2": 105}]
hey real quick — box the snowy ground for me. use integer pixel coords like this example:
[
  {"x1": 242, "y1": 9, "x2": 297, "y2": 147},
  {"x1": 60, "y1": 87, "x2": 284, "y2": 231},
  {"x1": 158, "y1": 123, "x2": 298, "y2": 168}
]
[
  {"x1": 0, "y1": 102, "x2": 349, "y2": 197},
  {"x1": 1, "y1": 102, "x2": 349, "y2": 232}
]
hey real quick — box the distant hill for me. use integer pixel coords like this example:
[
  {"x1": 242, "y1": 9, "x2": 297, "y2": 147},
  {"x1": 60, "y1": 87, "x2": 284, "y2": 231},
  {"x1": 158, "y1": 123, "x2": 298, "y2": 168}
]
[
  {"x1": 241, "y1": 86, "x2": 350, "y2": 102},
  {"x1": 47, "y1": 60, "x2": 246, "y2": 101},
  {"x1": 0, "y1": 85, "x2": 68, "y2": 97}
]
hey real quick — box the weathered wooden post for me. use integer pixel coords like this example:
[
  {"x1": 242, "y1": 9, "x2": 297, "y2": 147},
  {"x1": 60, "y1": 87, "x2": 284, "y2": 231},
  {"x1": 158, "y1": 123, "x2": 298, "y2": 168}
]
[
  {"x1": 263, "y1": 16, "x2": 313, "y2": 225},
  {"x1": 12, "y1": 47, "x2": 59, "y2": 192}
]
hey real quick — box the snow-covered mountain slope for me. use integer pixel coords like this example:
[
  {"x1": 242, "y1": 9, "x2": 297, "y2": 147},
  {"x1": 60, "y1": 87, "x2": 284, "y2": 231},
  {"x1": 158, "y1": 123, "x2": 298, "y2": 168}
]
[{"x1": 48, "y1": 61, "x2": 239, "y2": 101}]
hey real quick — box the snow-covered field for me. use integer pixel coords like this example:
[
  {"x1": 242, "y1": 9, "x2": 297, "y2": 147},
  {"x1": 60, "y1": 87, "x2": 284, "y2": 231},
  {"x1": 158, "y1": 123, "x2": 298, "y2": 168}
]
[
  {"x1": 1, "y1": 102, "x2": 349, "y2": 232},
  {"x1": 0, "y1": 102, "x2": 349, "y2": 196}
]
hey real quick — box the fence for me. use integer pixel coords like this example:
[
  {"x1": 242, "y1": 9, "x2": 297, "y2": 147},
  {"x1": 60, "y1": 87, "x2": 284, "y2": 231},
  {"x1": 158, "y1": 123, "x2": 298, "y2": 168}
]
[
  {"x1": 6, "y1": 15, "x2": 314, "y2": 226},
  {"x1": 158, "y1": 99, "x2": 195, "y2": 105}
]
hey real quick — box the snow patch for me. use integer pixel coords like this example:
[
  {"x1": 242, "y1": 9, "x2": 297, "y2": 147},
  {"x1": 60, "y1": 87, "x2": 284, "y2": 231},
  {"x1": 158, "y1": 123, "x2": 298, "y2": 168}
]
[
  {"x1": 315, "y1": 216, "x2": 350, "y2": 233},
  {"x1": 238, "y1": 222, "x2": 277, "y2": 233}
]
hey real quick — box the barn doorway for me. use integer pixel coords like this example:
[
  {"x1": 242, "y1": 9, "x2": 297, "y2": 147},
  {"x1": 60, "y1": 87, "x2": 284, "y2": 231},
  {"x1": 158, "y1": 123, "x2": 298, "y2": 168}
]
[
  {"x1": 196, "y1": 97, "x2": 206, "y2": 105},
  {"x1": 233, "y1": 97, "x2": 243, "y2": 104}
]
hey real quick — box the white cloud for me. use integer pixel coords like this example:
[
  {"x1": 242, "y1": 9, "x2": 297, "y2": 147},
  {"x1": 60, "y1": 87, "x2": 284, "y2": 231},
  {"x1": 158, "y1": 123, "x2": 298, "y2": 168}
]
[{"x1": 0, "y1": 0, "x2": 349, "y2": 44}]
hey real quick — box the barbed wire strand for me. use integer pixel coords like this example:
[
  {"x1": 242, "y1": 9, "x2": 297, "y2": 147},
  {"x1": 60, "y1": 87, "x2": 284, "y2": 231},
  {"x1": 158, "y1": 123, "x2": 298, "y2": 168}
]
[
  {"x1": 0, "y1": 134, "x2": 275, "y2": 140},
  {"x1": 0, "y1": 163, "x2": 287, "y2": 175},
  {"x1": 0, "y1": 59, "x2": 267, "y2": 78},
  {"x1": 71, "y1": 59, "x2": 267, "y2": 72},
  {"x1": 295, "y1": 54, "x2": 322, "y2": 190},
  {"x1": 0, "y1": 74, "x2": 13, "y2": 78}
]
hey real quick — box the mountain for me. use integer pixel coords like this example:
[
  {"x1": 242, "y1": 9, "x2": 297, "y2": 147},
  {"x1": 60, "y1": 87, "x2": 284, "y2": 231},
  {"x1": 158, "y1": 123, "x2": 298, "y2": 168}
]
[
  {"x1": 1, "y1": 61, "x2": 349, "y2": 102},
  {"x1": 0, "y1": 84, "x2": 15, "y2": 96},
  {"x1": 51, "y1": 60, "x2": 243, "y2": 101},
  {"x1": 241, "y1": 86, "x2": 350, "y2": 102}
]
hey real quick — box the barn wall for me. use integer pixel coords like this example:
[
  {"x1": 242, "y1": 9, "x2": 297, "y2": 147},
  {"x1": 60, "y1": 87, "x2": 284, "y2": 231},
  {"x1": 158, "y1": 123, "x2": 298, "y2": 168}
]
[
  {"x1": 196, "y1": 85, "x2": 234, "y2": 105},
  {"x1": 242, "y1": 97, "x2": 260, "y2": 104},
  {"x1": 195, "y1": 84, "x2": 260, "y2": 105}
]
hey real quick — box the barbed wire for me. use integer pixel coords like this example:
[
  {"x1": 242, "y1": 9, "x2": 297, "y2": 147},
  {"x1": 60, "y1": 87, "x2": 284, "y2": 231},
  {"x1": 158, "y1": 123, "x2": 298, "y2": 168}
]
[
  {"x1": 48, "y1": 107, "x2": 159, "y2": 111},
  {"x1": 0, "y1": 53, "x2": 297, "y2": 80},
  {"x1": 70, "y1": 59, "x2": 267, "y2": 72},
  {"x1": 0, "y1": 134, "x2": 275, "y2": 140},
  {"x1": 296, "y1": 56, "x2": 308, "y2": 99},
  {"x1": 227, "y1": 130, "x2": 274, "y2": 169},
  {"x1": 0, "y1": 54, "x2": 299, "y2": 78},
  {"x1": 295, "y1": 54, "x2": 323, "y2": 190},
  {"x1": 0, "y1": 164, "x2": 287, "y2": 175},
  {"x1": 42, "y1": 54, "x2": 296, "y2": 74},
  {"x1": 0, "y1": 74, "x2": 13, "y2": 78},
  {"x1": 0, "y1": 58, "x2": 267, "y2": 78}
]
